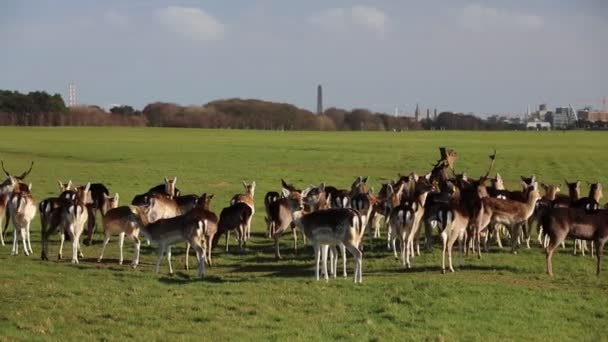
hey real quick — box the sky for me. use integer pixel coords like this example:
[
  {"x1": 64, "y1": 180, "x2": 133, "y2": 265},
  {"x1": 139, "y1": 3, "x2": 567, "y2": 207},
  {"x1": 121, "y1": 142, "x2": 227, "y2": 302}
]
[{"x1": 0, "y1": 0, "x2": 606, "y2": 116}]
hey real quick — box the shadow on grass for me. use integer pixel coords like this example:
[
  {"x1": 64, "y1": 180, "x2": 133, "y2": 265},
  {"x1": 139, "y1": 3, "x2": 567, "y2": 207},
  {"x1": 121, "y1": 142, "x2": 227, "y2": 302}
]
[
  {"x1": 228, "y1": 262, "x2": 310, "y2": 278},
  {"x1": 158, "y1": 273, "x2": 225, "y2": 284}
]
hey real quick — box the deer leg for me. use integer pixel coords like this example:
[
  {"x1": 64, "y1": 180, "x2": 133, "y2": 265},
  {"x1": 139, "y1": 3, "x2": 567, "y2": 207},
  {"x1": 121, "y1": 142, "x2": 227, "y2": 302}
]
[
  {"x1": 321, "y1": 245, "x2": 329, "y2": 282},
  {"x1": 313, "y1": 243, "x2": 321, "y2": 281},
  {"x1": 458, "y1": 230, "x2": 465, "y2": 269},
  {"x1": 166, "y1": 245, "x2": 173, "y2": 275},
  {"x1": 0, "y1": 215, "x2": 4, "y2": 246},
  {"x1": 98, "y1": 234, "x2": 111, "y2": 262},
  {"x1": 225, "y1": 231, "x2": 230, "y2": 252},
  {"x1": 118, "y1": 232, "x2": 125, "y2": 265},
  {"x1": 68, "y1": 226, "x2": 79, "y2": 264},
  {"x1": 401, "y1": 238, "x2": 407, "y2": 267},
  {"x1": 596, "y1": 241, "x2": 605, "y2": 276},
  {"x1": 154, "y1": 245, "x2": 165, "y2": 273},
  {"x1": 132, "y1": 236, "x2": 141, "y2": 268},
  {"x1": 545, "y1": 238, "x2": 561, "y2": 277},
  {"x1": 441, "y1": 231, "x2": 448, "y2": 274},
  {"x1": 185, "y1": 242, "x2": 191, "y2": 270},
  {"x1": 591, "y1": 241, "x2": 595, "y2": 258},
  {"x1": 292, "y1": 227, "x2": 298, "y2": 254},
  {"x1": 340, "y1": 243, "x2": 347, "y2": 278},
  {"x1": 26, "y1": 222, "x2": 33, "y2": 255},
  {"x1": 11, "y1": 225, "x2": 19, "y2": 255},
  {"x1": 344, "y1": 243, "x2": 362, "y2": 284},
  {"x1": 20, "y1": 227, "x2": 29, "y2": 256},
  {"x1": 58, "y1": 230, "x2": 65, "y2": 260},
  {"x1": 192, "y1": 240, "x2": 205, "y2": 278},
  {"x1": 447, "y1": 234, "x2": 456, "y2": 273}
]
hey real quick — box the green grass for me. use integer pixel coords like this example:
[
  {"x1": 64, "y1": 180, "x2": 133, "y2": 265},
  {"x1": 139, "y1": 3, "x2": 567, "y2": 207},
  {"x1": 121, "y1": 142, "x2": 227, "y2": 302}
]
[{"x1": 0, "y1": 127, "x2": 607, "y2": 341}]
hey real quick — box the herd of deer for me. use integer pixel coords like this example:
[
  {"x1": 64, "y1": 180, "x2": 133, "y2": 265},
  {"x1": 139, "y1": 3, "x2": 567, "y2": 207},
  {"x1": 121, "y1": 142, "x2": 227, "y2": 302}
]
[{"x1": 0, "y1": 152, "x2": 606, "y2": 284}]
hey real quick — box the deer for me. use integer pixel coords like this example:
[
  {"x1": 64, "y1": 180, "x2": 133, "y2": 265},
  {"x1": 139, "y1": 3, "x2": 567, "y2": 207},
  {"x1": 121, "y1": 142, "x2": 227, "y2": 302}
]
[
  {"x1": 542, "y1": 206, "x2": 608, "y2": 276},
  {"x1": 184, "y1": 194, "x2": 218, "y2": 268},
  {"x1": 213, "y1": 202, "x2": 253, "y2": 253},
  {"x1": 140, "y1": 215, "x2": 207, "y2": 279},
  {"x1": 440, "y1": 202, "x2": 470, "y2": 273},
  {"x1": 390, "y1": 178, "x2": 433, "y2": 268},
  {"x1": 267, "y1": 187, "x2": 306, "y2": 259},
  {"x1": 264, "y1": 191, "x2": 281, "y2": 238},
  {"x1": 60, "y1": 183, "x2": 91, "y2": 264},
  {"x1": 8, "y1": 184, "x2": 36, "y2": 256},
  {"x1": 97, "y1": 202, "x2": 149, "y2": 267},
  {"x1": 131, "y1": 177, "x2": 180, "y2": 206},
  {"x1": 1, "y1": 161, "x2": 34, "y2": 241},
  {"x1": 297, "y1": 207, "x2": 364, "y2": 283},
  {"x1": 570, "y1": 182, "x2": 603, "y2": 256},
  {"x1": 325, "y1": 176, "x2": 366, "y2": 209},
  {"x1": 475, "y1": 182, "x2": 541, "y2": 258},
  {"x1": 230, "y1": 181, "x2": 255, "y2": 240}
]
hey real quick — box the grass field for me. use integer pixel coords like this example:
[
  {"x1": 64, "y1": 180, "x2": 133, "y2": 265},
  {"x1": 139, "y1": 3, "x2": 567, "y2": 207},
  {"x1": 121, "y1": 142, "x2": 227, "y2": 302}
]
[{"x1": 0, "y1": 127, "x2": 607, "y2": 341}]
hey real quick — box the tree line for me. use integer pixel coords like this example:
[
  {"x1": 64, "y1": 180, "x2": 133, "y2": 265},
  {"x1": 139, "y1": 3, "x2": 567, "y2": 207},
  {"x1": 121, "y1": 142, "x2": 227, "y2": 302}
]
[{"x1": 0, "y1": 89, "x2": 529, "y2": 130}]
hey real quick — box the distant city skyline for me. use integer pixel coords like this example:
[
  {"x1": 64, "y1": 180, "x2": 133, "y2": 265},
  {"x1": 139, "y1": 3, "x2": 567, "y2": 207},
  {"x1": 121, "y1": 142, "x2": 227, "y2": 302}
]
[{"x1": 0, "y1": 1, "x2": 606, "y2": 116}]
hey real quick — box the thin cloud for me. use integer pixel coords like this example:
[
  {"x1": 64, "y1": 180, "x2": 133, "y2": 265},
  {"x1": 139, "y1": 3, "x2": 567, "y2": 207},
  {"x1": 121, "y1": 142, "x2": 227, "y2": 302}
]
[
  {"x1": 156, "y1": 6, "x2": 225, "y2": 41},
  {"x1": 460, "y1": 4, "x2": 543, "y2": 32},
  {"x1": 310, "y1": 5, "x2": 388, "y2": 38}
]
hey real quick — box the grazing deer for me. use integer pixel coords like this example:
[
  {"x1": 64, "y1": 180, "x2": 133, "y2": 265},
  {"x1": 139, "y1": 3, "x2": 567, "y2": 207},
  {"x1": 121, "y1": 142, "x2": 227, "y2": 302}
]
[
  {"x1": 475, "y1": 182, "x2": 541, "y2": 257},
  {"x1": 184, "y1": 194, "x2": 218, "y2": 268},
  {"x1": 213, "y1": 202, "x2": 253, "y2": 253},
  {"x1": 542, "y1": 207, "x2": 608, "y2": 276},
  {"x1": 140, "y1": 216, "x2": 207, "y2": 278},
  {"x1": 97, "y1": 203, "x2": 149, "y2": 267},
  {"x1": 230, "y1": 181, "x2": 255, "y2": 240},
  {"x1": 8, "y1": 185, "x2": 36, "y2": 256}
]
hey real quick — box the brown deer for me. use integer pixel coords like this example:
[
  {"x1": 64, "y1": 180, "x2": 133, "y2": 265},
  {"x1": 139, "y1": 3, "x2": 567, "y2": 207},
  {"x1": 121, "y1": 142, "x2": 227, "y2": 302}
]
[
  {"x1": 440, "y1": 202, "x2": 470, "y2": 273},
  {"x1": 184, "y1": 194, "x2": 218, "y2": 268},
  {"x1": 97, "y1": 203, "x2": 148, "y2": 267},
  {"x1": 475, "y1": 182, "x2": 541, "y2": 257},
  {"x1": 212, "y1": 202, "x2": 253, "y2": 253},
  {"x1": 230, "y1": 181, "x2": 255, "y2": 240},
  {"x1": 542, "y1": 207, "x2": 608, "y2": 276},
  {"x1": 268, "y1": 187, "x2": 306, "y2": 259},
  {"x1": 264, "y1": 191, "x2": 281, "y2": 238}
]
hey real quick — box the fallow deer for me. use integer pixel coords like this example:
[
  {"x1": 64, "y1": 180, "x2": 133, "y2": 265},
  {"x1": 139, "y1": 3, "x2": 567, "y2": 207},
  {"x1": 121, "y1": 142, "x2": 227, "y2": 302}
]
[
  {"x1": 141, "y1": 216, "x2": 207, "y2": 278},
  {"x1": 97, "y1": 203, "x2": 149, "y2": 267},
  {"x1": 440, "y1": 203, "x2": 469, "y2": 273},
  {"x1": 60, "y1": 183, "x2": 91, "y2": 263},
  {"x1": 131, "y1": 177, "x2": 180, "y2": 205},
  {"x1": 268, "y1": 188, "x2": 306, "y2": 259},
  {"x1": 542, "y1": 207, "x2": 608, "y2": 276},
  {"x1": 475, "y1": 182, "x2": 541, "y2": 257},
  {"x1": 8, "y1": 184, "x2": 36, "y2": 256},
  {"x1": 213, "y1": 202, "x2": 253, "y2": 252},
  {"x1": 230, "y1": 181, "x2": 255, "y2": 240},
  {"x1": 184, "y1": 194, "x2": 218, "y2": 268},
  {"x1": 264, "y1": 191, "x2": 281, "y2": 238}
]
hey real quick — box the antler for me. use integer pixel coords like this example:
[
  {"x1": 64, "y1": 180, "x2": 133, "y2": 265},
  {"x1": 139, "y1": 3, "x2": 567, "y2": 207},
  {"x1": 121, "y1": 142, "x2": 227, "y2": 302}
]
[
  {"x1": 482, "y1": 149, "x2": 497, "y2": 179},
  {"x1": 17, "y1": 161, "x2": 34, "y2": 180},
  {"x1": 0, "y1": 160, "x2": 10, "y2": 177}
]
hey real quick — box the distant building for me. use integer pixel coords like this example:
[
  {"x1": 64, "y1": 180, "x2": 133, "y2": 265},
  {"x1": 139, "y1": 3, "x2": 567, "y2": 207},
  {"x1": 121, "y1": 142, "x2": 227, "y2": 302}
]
[
  {"x1": 553, "y1": 106, "x2": 577, "y2": 128},
  {"x1": 526, "y1": 120, "x2": 551, "y2": 131},
  {"x1": 579, "y1": 110, "x2": 608, "y2": 122},
  {"x1": 316, "y1": 85, "x2": 323, "y2": 115}
]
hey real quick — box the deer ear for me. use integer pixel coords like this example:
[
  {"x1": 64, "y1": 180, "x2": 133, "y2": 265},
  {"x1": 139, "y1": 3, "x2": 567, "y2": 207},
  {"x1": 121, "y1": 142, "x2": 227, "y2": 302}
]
[
  {"x1": 301, "y1": 187, "x2": 311, "y2": 198},
  {"x1": 173, "y1": 177, "x2": 177, "y2": 184},
  {"x1": 114, "y1": 193, "x2": 119, "y2": 202},
  {"x1": 67, "y1": 180, "x2": 72, "y2": 189},
  {"x1": 362, "y1": 176, "x2": 368, "y2": 184},
  {"x1": 209, "y1": 194, "x2": 214, "y2": 199},
  {"x1": 164, "y1": 177, "x2": 169, "y2": 183},
  {"x1": 319, "y1": 183, "x2": 325, "y2": 192},
  {"x1": 242, "y1": 180, "x2": 247, "y2": 187},
  {"x1": 58, "y1": 180, "x2": 63, "y2": 188},
  {"x1": 28, "y1": 183, "x2": 32, "y2": 191},
  {"x1": 496, "y1": 173, "x2": 502, "y2": 180},
  {"x1": 281, "y1": 188, "x2": 290, "y2": 197},
  {"x1": 251, "y1": 181, "x2": 256, "y2": 188},
  {"x1": 84, "y1": 182, "x2": 90, "y2": 192},
  {"x1": 424, "y1": 172, "x2": 431, "y2": 181}
]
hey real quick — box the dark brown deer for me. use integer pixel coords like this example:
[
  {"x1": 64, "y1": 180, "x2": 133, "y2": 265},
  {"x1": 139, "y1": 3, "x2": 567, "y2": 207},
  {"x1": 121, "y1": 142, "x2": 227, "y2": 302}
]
[
  {"x1": 184, "y1": 193, "x2": 218, "y2": 267},
  {"x1": 230, "y1": 181, "x2": 255, "y2": 240},
  {"x1": 213, "y1": 202, "x2": 253, "y2": 253},
  {"x1": 542, "y1": 207, "x2": 608, "y2": 276},
  {"x1": 268, "y1": 188, "x2": 306, "y2": 259}
]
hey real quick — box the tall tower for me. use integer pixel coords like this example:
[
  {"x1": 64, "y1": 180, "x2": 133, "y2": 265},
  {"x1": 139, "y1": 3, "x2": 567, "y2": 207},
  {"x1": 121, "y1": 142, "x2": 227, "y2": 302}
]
[
  {"x1": 316, "y1": 84, "x2": 323, "y2": 115},
  {"x1": 68, "y1": 82, "x2": 76, "y2": 107},
  {"x1": 414, "y1": 103, "x2": 420, "y2": 121},
  {"x1": 433, "y1": 108, "x2": 437, "y2": 121},
  {"x1": 426, "y1": 108, "x2": 430, "y2": 121}
]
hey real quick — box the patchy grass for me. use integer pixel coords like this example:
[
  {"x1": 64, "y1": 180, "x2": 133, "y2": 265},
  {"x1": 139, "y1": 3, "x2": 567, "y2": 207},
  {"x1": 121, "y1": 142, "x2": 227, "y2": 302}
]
[{"x1": 0, "y1": 127, "x2": 607, "y2": 340}]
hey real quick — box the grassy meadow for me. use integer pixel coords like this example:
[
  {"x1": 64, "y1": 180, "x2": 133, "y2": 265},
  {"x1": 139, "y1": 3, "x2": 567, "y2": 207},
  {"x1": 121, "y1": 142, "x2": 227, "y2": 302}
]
[{"x1": 0, "y1": 127, "x2": 607, "y2": 341}]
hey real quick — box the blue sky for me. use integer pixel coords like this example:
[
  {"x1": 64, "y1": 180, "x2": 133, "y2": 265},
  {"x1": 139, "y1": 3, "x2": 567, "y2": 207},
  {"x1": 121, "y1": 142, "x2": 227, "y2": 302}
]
[{"x1": 0, "y1": 0, "x2": 606, "y2": 115}]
